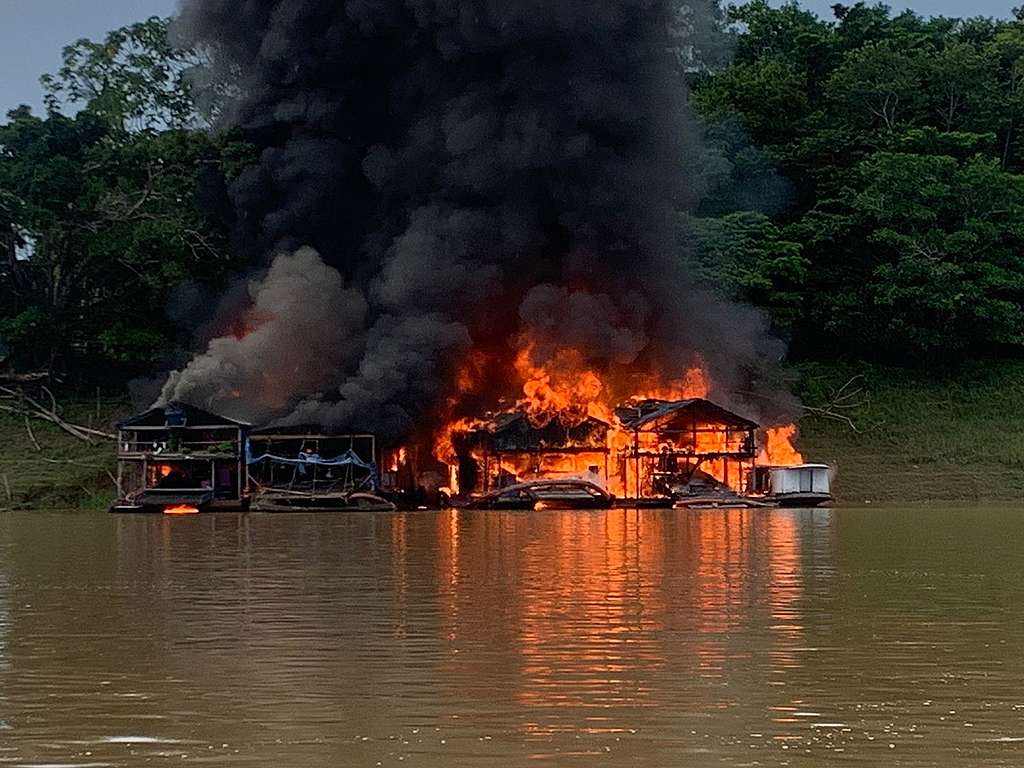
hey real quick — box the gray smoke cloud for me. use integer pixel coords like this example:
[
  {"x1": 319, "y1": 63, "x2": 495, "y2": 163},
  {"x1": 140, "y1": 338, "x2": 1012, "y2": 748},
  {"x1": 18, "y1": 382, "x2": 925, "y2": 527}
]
[
  {"x1": 165, "y1": 0, "x2": 788, "y2": 438},
  {"x1": 159, "y1": 247, "x2": 367, "y2": 422}
]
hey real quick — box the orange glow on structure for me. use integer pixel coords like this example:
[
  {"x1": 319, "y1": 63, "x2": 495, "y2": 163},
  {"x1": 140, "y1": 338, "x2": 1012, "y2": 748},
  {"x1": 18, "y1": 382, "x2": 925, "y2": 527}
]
[
  {"x1": 432, "y1": 335, "x2": 803, "y2": 497},
  {"x1": 226, "y1": 309, "x2": 272, "y2": 340},
  {"x1": 163, "y1": 505, "x2": 200, "y2": 515},
  {"x1": 385, "y1": 447, "x2": 411, "y2": 474}
]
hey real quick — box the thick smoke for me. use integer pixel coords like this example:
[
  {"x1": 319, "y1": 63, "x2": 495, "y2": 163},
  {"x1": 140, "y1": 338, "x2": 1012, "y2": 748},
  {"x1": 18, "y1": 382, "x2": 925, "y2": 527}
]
[
  {"x1": 167, "y1": 0, "x2": 787, "y2": 438},
  {"x1": 159, "y1": 247, "x2": 367, "y2": 422},
  {"x1": 518, "y1": 285, "x2": 649, "y2": 366}
]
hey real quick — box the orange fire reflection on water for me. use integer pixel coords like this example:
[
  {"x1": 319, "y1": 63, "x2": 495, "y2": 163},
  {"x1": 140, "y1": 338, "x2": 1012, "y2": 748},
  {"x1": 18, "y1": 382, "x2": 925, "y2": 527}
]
[{"x1": 424, "y1": 507, "x2": 810, "y2": 741}]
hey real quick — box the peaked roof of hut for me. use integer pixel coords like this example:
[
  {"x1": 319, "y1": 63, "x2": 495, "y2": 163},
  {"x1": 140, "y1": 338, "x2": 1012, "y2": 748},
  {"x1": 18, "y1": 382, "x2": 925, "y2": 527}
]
[
  {"x1": 118, "y1": 402, "x2": 251, "y2": 429},
  {"x1": 614, "y1": 398, "x2": 759, "y2": 431}
]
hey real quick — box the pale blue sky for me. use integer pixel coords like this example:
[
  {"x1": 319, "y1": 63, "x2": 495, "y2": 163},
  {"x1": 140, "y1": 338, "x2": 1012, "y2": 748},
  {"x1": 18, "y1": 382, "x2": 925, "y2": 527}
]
[
  {"x1": 1, "y1": 0, "x2": 179, "y2": 116},
  {"x1": 0, "y1": 0, "x2": 1016, "y2": 117}
]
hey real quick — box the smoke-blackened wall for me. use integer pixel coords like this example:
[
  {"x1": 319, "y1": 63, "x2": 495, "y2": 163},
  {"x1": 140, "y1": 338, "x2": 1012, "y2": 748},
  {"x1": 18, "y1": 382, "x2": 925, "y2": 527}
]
[{"x1": 165, "y1": 0, "x2": 787, "y2": 437}]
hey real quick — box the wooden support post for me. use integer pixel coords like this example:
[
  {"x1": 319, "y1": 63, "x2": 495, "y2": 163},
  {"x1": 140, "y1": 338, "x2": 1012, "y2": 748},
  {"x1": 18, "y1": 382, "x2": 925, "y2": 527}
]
[
  {"x1": 633, "y1": 431, "x2": 640, "y2": 502},
  {"x1": 482, "y1": 447, "x2": 489, "y2": 493},
  {"x1": 239, "y1": 428, "x2": 246, "y2": 501},
  {"x1": 1, "y1": 473, "x2": 11, "y2": 505}
]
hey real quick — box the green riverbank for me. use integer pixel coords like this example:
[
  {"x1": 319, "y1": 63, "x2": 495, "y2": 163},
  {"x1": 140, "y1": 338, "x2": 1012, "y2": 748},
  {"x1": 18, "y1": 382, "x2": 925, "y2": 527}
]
[
  {"x1": 0, "y1": 361, "x2": 1022, "y2": 509},
  {"x1": 795, "y1": 361, "x2": 1024, "y2": 504},
  {"x1": 0, "y1": 401, "x2": 123, "y2": 511}
]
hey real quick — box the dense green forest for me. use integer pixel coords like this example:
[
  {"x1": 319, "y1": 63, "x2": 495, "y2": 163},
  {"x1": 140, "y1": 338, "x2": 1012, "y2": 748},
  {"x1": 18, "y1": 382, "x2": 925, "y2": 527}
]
[
  {"x1": 2, "y1": 5, "x2": 1024, "y2": 383},
  {"x1": 691, "y1": 1, "x2": 1024, "y2": 361},
  {"x1": 0, "y1": 18, "x2": 247, "y2": 381}
]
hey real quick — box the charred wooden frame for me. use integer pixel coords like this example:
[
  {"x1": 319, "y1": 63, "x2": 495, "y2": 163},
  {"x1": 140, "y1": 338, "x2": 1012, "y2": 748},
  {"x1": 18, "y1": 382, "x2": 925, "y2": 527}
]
[
  {"x1": 455, "y1": 412, "x2": 611, "y2": 493},
  {"x1": 615, "y1": 398, "x2": 759, "y2": 497}
]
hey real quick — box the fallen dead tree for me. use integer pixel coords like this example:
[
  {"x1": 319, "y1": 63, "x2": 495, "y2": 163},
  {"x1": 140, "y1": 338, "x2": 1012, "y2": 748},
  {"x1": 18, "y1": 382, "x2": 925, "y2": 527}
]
[
  {"x1": 736, "y1": 375, "x2": 870, "y2": 434},
  {"x1": 0, "y1": 385, "x2": 116, "y2": 444},
  {"x1": 790, "y1": 375, "x2": 868, "y2": 433}
]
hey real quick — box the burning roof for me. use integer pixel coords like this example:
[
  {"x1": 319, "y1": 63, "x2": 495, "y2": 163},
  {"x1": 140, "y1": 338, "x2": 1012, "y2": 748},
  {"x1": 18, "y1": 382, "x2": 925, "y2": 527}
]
[
  {"x1": 464, "y1": 410, "x2": 610, "y2": 453},
  {"x1": 614, "y1": 398, "x2": 759, "y2": 432}
]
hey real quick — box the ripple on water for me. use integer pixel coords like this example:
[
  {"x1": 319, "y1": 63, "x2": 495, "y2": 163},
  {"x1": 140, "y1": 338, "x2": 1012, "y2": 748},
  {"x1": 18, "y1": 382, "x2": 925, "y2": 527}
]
[{"x1": 0, "y1": 507, "x2": 1018, "y2": 766}]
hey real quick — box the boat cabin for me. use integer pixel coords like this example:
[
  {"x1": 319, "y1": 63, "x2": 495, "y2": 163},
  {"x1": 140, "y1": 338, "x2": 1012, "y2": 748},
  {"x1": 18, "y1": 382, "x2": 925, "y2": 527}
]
[
  {"x1": 752, "y1": 463, "x2": 833, "y2": 506},
  {"x1": 113, "y1": 403, "x2": 250, "y2": 512}
]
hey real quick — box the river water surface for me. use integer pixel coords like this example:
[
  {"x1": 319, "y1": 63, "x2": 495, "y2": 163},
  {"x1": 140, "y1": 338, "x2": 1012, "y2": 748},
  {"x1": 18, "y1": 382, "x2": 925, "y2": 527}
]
[{"x1": 0, "y1": 507, "x2": 1021, "y2": 766}]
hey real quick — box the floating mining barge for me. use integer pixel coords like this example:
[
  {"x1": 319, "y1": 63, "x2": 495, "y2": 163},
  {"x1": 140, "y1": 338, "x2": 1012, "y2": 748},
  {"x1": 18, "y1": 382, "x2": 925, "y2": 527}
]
[{"x1": 110, "y1": 400, "x2": 832, "y2": 514}]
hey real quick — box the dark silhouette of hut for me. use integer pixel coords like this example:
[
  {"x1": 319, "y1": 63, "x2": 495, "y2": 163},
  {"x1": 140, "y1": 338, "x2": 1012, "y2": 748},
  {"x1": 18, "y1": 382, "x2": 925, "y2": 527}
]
[{"x1": 113, "y1": 403, "x2": 250, "y2": 512}]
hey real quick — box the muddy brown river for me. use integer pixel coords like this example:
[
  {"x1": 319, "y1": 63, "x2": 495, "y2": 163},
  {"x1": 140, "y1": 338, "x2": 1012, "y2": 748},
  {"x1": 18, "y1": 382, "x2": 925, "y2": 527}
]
[{"x1": 0, "y1": 507, "x2": 1020, "y2": 766}]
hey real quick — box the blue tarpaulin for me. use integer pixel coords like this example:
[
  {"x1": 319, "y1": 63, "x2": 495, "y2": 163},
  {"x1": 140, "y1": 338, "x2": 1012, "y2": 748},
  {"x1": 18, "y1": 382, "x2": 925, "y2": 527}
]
[{"x1": 246, "y1": 442, "x2": 379, "y2": 489}]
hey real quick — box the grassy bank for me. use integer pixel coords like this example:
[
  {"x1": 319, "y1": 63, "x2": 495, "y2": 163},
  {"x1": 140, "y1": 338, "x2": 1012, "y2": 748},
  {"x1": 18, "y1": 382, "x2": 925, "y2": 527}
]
[
  {"x1": 1, "y1": 362, "x2": 1022, "y2": 509},
  {"x1": 0, "y1": 401, "x2": 125, "y2": 511},
  {"x1": 794, "y1": 361, "x2": 1024, "y2": 504}
]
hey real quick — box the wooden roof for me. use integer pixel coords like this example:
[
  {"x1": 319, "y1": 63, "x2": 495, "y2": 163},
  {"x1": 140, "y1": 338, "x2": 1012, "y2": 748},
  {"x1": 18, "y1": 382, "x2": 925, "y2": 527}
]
[
  {"x1": 614, "y1": 398, "x2": 759, "y2": 431},
  {"x1": 118, "y1": 402, "x2": 250, "y2": 429}
]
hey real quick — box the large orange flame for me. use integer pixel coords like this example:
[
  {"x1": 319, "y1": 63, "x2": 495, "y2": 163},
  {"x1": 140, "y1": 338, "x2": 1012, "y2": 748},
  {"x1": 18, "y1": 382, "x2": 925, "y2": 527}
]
[
  {"x1": 759, "y1": 425, "x2": 805, "y2": 466},
  {"x1": 431, "y1": 333, "x2": 806, "y2": 498},
  {"x1": 427, "y1": 321, "x2": 805, "y2": 498},
  {"x1": 515, "y1": 345, "x2": 611, "y2": 425}
]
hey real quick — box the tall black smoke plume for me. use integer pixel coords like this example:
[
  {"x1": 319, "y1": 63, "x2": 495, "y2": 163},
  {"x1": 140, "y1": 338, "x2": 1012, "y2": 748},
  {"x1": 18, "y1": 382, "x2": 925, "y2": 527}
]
[{"x1": 162, "y1": 0, "x2": 788, "y2": 438}]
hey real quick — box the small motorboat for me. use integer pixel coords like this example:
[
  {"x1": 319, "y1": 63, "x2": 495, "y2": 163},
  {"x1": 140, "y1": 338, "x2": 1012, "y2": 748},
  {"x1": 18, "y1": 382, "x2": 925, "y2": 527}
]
[
  {"x1": 670, "y1": 479, "x2": 777, "y2": 510},
  {"x1": 463, "y1": 479, "x2": 615, "y2": 510},
  {"x1": 673, "y1": 494, "x2": 777, "y2": 510},
  {"x1": 252, "y1": 491, "x2": 397, "y2": 513}
]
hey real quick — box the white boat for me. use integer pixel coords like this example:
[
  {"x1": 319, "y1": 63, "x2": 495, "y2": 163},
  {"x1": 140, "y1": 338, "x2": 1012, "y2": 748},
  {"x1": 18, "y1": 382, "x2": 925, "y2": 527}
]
[{"x1": 759, "y1": 463, "x2": 833, "y2": 507}]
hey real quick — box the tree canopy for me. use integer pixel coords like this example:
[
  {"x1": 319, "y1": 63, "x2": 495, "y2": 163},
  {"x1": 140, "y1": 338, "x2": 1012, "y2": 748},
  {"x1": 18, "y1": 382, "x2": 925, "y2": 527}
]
[
  {"x1": 692, "y1": 1, "x2": 1024, "y2": 361},
  {"x1": 0, "y1": 19, "x2": 244, "y2": 382},
  {"x1": 3, "y1": 5, "x2": 1024, "y2": 385}
]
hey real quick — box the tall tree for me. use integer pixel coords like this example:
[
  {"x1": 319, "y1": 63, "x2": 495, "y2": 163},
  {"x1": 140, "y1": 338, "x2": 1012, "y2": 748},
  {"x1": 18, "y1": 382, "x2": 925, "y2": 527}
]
[
  {"x1": 693, "y1": 1, "x2": 1024, "y2": 362},
  {"x1": 826, "y1": 40, "x2": 924, "y2": 131},
  {"x1": 40, "y1": 17, "x2": 216, "y2": 131}
]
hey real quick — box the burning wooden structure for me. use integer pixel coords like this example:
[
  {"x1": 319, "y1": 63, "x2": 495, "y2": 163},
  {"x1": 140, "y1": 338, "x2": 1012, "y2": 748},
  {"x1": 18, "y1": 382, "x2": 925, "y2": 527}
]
[
  {"x1": 452, "y1": 411, "x2": 611, "y2": 494},
  {"x1": 112, "y1": 392, "x2": 821, "y2": 511},
  {"x1": 614, "y1": 398, "x2": 758, "y2": 499},
  {"x1": 113, "y1": 403, "x2": 250, "y2": 513},
  {"x1": 447, "y1": 397, "x2": 764, "y2": 502}
]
